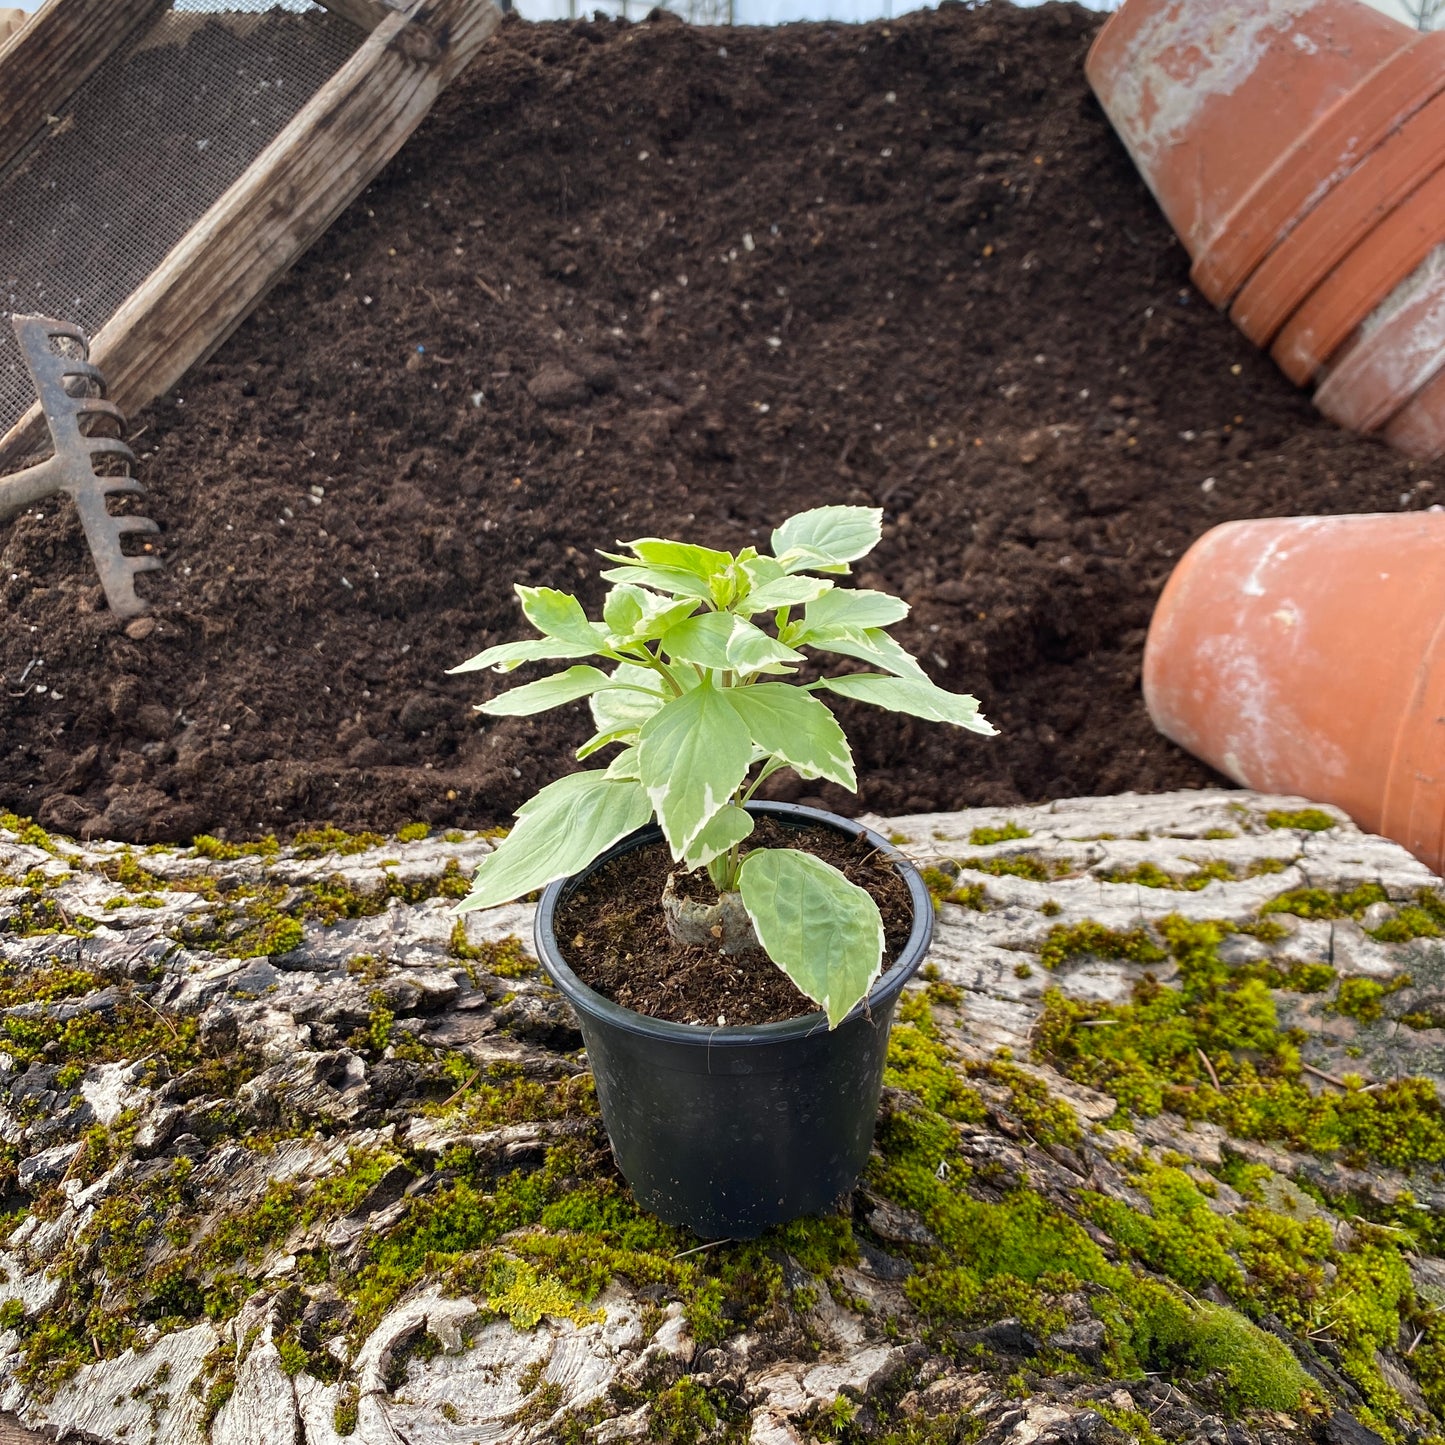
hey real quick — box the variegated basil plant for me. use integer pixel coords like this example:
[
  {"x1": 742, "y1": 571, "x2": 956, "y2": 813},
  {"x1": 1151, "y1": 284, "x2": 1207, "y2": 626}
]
[{"x1": 450, "y1": 506, "x2": 995, "y2": 1027}]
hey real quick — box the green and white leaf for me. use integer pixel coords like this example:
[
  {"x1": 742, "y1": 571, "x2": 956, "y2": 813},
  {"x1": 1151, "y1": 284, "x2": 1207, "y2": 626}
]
[
  {"x1": 448, "y1": 637, "x2": 600, "y2": 675},
  {"x1": 602, "y1": 584, "x2": 700, "y2": 647},
  {"x1": 795, "y1": 624, "x2": 926, "y2": 679},
  {"x1": 598, "y1": 563, "x2": 715, "y2": 599},
  {"x1": 620, "y1": 537, "x2": 734, "y2": 580},
  {"x1": 604, "y1": 746, "x2": 643, "y2": 780},
  {"x1": 682, "y1": 804, "x2": 754, "y2": 870},
  {"x1": 456, "y1": 771, "x2": 653, "y2": 912},
  {"x1": 577, "y1": 727, "x2": 637, "y2": 761},
  {"x1": 658, "y1": 611, "x2": 737, "y2": 671},
  {"x1": 726, "y1": 684, "x2": 856, "y2": 789},
  {"x1": 819, "y1": 672, "x2": 998, "y2": 733},
  {"x1": 771, "y1": 506, "x2": 882, "y2": 574},
  {"x1": 738, "y1": 847, "x2": 884, "y2": 1028},
  {"x1": 803, "y1": 588, "x2": 909, "y2": 632},
  {"x1": 480, "y1": 665, "x2": 615, "y2": 717},
  {"x1": 739, "y1": 573, "x2": 834, "y2": 615},
  {"x1": 638, "y1": 681, "x2": 754, "y2": 857},
  {"x1": 724, "y1": 621, "x2": 805, "y2": 677},
  {"x1": 516, "y1": 586, "x2": 607, "y2": 651},
  {"x1": 589, "y1": 663, "x2": 671, "y2": 734}
]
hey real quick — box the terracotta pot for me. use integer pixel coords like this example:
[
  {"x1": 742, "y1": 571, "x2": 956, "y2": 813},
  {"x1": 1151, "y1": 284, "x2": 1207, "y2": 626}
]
[
  {"x1": 1086, "y1": 0, "x2": 1415, "y2": 285},
  {"x1": 1271, "y1": 162, "x2": 1445, "y2": 384},
  {"x1": 1143, "y1": 513, "x2": 1445, "y2": 874},
  {"x1": 1196, "y1": 30, "x2": 1445, "y2": 310},
  {"x1": 1230, "y1": 69, "x2": 1445, "y2": 347},
  {"x1": 1314, "y1": 244, "x2": 1445, "y2": 435},
  {"x1": 1384, "y1": 358, "x2": 1445, "y2": 459}
]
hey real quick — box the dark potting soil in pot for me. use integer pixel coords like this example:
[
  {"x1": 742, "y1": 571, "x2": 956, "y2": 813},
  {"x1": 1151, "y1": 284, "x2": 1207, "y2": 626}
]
[
  {"x1": 0, "y1": 5, "x2": 1432, "y2": 845},
  {"x1": 553, "y1": 817, "x2": 914, "y2": 1026}
]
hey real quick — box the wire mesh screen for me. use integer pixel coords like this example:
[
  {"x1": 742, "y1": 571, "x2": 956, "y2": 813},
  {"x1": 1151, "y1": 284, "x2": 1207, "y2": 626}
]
[{"x1": 0, "y1": 0, "x2": 364, "y2": 437}]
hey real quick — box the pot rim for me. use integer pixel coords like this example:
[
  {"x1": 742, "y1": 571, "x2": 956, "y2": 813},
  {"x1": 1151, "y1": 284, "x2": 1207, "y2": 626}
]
[{"x1": 533, "y1": 799, "x2": 934, "y2": 1047}]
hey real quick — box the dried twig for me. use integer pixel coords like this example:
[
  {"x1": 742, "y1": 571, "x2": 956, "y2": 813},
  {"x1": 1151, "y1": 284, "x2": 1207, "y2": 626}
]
[
  {"x1": 1301, "y1": 1061, "x2": 1352, "y2": 1089},
  {"x1": 672, "y1": 1238, "x2": 733, "y2": 1260},
  {"x1": 439, "y1": 1068, "x2": 482, "y2": 1111},
  {"x1": 1196, "y1": 1047, "x2": 1222, "y2": 1091}
]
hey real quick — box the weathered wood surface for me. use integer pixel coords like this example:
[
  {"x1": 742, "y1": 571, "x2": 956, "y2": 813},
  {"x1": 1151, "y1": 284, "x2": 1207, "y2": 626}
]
[
  {"x1": 0, "y1": 0, "x2": 500, "y2": 469},
  {"x1": 0, "y1": 0, "x2": 171, "y2": 178},
  {"x1": 311, "y1": 0, "x2": 393, "y2": 34},
  {"x1": 0, "y1": 790, "x2": 1438, "y2": 1442}
]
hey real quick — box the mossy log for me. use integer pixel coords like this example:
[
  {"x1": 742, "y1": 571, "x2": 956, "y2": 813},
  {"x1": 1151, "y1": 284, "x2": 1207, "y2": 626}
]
[{"x1": 0, "y1": 791, "x2": 1438, "y2": 1443}]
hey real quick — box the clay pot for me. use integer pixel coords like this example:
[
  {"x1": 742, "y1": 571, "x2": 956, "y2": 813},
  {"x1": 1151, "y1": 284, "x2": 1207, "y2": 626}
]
[
  {"x1": 1086, "y1": 0, "x2": 1416, "y2": 296},
  {"x1": 1314, "y1": 245, "x2": 1445, "y2": 435},
  {"x1": 1194, "y1": 31, "x2": 1445, "y2": 309},
  {"x1": 1143, "y1": 513, "x2": 1445, "y2": 874},
  {"x1": 1271, "y1": 162, "x2": 1445, "y2": 384},
  {"x1": 1385, "y1": 354, "x2": 1445, "y2": 459},
  {"x1": 1230, "y1": 62, "x2": 1445, "y2": 348}
]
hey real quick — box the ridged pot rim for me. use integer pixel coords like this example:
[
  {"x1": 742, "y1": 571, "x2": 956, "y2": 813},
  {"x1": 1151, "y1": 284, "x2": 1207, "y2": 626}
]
[{"x1": 534, "y1": 799, "x2": 934, "y2": 1047}]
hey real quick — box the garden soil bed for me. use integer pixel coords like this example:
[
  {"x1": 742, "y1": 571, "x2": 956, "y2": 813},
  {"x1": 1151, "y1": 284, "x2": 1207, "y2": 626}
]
[{"x1": 0, "y1": 2, "x2": 1430, "y2": 844}]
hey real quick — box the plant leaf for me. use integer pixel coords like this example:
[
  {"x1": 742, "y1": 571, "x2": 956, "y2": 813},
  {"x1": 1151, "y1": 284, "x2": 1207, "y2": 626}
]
[
  {"x1": 771, "y1": 506, "x2": 882, "y2": 574},
  {"x1": 576, "y1": 727, "x2": 637, "y2": 761},
  {"x1": 803, "y1": 588, "x2": 910, "y2": 632},
  {"x1": 726, "y1": 684, "x2": 856, "y2": 789},
  {"x1": 818, "y1": 673, "x2": 998, "y2": 733},
  {"x1": 738, "y1": 847, "x2": 884, "y2": 1028},
  {"x1": 603, "y1": 585, "x2": 700, "y2": 646},
  {"x1": 638, "y1": 680, "x2": 754, "y2": 857},
  {"x1": 725, "y1": 620, "x2": 805, "y2": 677},
  {"x1": 589, "y1": 662, "x2": 670, "y2": 734},
  {"x1": 797, "y1": 624, "x2": 926, "y2": 679},
  {"x1": 598, "y1": 563, "x2": 715, "y2": 599},
  {"x1": 622, "y1": 537, "x2": 735, "y2": 579},
  {"x1": 682, "y1": 804, "x2": 754, "y2": 869},
  {"x1": 605, "y1": 746, "x2": 642, "y2": 779},
  {"x1": 658, "y1": 611, "x2": 736, "y2": 670},
  {"x1": 480, "y1": 665, "x2": 615, "y2": 717},
  {"x1": 449, "y1": 637, "x2": 600, "y2": 675},
  {"x1": 516, "y1": 586, "x2": 607, "y2": 651},
  {"x1": 456, "y1": 772, "x2": 652, "y2": 912},
  {"x1": 738, "y1": 572, "x2": 834, "y2": 615}
]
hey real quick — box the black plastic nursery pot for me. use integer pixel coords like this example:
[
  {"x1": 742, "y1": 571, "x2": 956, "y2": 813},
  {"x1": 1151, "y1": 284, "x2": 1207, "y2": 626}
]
[{"x1": 533, "y1": 800, "x2": 934, "y2": 1239}]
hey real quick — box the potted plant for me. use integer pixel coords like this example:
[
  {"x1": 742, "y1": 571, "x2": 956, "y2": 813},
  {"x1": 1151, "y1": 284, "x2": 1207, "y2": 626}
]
[{"x1": 451, "y1": 506, "x2": 995, "y2": 1236}]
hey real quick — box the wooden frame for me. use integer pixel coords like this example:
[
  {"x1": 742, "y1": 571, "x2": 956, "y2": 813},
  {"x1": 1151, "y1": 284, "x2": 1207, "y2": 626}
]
[{"x1": 0, "y1": 0, "x2": 499, "y2": 466}]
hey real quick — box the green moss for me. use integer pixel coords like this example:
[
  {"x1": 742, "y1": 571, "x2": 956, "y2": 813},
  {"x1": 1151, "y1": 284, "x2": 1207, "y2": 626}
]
[
  {"x1": 0, "y1": 813, "x2": 63, "y2": 854},
  {"x1": 968, "y1": 823, "x2": 1031, "y2": 847},
  {"x1": 333, "y1": 1384, "x2": 359, "y2": 1436},
  {"x1": 1169, "y1": 1303, "x2": 1313, "y2": 1412},
  {"x1": 1330, "y1": 975, "x2": 1410, "y2": 1025},
  {"x1": 1034, "y1": 918, "x2": 1445, "y2": 1170},
  {"x1": 1262, "y1": 884, "x2": 1389, "y2": 920},
  {"x1": 1369, "y1": 889, "x2": 1445, "y2": 943},
  {"x1": 1202, "y1": 828, "x2": 1237, "y2": 840},
  {"x1": 447, "y1": 922, "x2": 536, "y2": 978},
  {"x1": 961, "y1": 854, "x2": 1071, "y2": 883},
  {"x1": 1038, "y1": 922, "x2": 1166, "y2": 972},
  {"x1": 1097, "y1": 859, "x2": 1286, "y2": 892},
  {"x1": 964, "y1": 1057, "x2": 1081, "y2": 1147},
  {"x1": 396, "y1": 822, "x2": 430, "y2": 843},
  {"x1": 1264, "y1": 809, "x2": 1337, "y2": 832},
  {"x1": 885, "y1": 993, "x2": 987, "y2": 1124},
  {"x1": 290, "y1": 826, "x2": 387, "y2": 858},
  {"x1": 191, "y1": 834, "x2": 279, "y2": 861}
]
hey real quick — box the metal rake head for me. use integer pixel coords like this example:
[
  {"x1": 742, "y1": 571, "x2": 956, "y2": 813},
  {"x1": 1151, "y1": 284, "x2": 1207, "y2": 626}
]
[{"x1": 0, "y1": 315, "x2": 162, "y2": 618}]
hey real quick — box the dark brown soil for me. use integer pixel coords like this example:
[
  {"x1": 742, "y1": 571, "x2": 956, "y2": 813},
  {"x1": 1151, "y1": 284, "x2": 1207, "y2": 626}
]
[
  {"x1": 0, "y1": 3, "x2": 1431, "y2": 844},
  {"x1": 554, "y1": 816, "x2": 914, "y2": 1025}
]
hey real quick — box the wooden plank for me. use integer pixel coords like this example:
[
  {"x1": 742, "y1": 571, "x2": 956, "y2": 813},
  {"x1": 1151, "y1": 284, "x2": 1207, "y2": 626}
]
[
  {"x1": 0, "y1": 0, "x2": 172, "y2": 178},
  {"x1": 0, "y1": 0, "x2": 500, "y2": 468},
  {"x1": 311, "y1": 0, "x2": 394, "y2": 34}
]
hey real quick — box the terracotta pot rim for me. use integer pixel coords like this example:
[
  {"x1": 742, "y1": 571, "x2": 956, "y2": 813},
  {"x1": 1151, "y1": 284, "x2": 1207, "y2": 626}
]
[{"x1": 1194, "y1": 29, "x2": 1445, "y2": 310}]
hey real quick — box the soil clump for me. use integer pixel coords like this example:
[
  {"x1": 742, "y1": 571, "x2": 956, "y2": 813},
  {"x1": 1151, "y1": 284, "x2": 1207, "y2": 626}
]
[{"x1": 0, "y1": 3, "x2": 1428, "y2": 843}]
